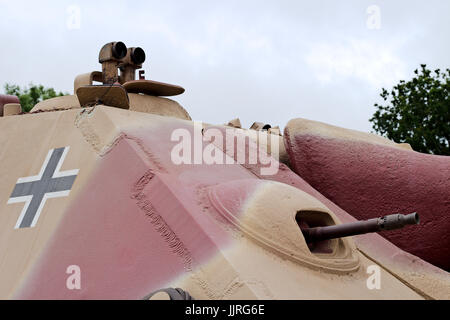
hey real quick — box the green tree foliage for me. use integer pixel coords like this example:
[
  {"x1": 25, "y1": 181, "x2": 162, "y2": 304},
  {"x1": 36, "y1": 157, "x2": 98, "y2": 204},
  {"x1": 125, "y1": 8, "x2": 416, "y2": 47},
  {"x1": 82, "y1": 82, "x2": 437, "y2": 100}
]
[
  {"x1": 370, "y1": 65, "x2": 450, "y2": 155},
  {"x1": 3, "y1": 83, "x2": 67, "y2": 112}
]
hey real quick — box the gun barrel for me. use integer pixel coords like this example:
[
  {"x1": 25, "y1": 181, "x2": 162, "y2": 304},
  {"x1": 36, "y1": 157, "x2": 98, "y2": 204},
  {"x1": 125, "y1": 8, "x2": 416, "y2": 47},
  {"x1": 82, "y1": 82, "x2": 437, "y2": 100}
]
[{"x1": 302, "y1": 212, "x2": 419, "y2": 243}]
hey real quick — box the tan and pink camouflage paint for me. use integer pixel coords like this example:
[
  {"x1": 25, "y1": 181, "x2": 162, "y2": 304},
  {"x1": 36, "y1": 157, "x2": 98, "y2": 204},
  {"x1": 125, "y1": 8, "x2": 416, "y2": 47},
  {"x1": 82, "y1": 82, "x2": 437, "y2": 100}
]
[{"x1": 0, "y1": 105, "x2": 447, "y2": 299}]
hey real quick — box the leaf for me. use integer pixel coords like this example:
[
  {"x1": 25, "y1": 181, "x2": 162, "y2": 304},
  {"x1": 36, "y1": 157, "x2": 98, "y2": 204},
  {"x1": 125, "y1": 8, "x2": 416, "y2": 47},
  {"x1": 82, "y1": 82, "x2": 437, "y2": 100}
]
[{"x1": 370, "y1": 64, "x2": 450, "y2": 155}]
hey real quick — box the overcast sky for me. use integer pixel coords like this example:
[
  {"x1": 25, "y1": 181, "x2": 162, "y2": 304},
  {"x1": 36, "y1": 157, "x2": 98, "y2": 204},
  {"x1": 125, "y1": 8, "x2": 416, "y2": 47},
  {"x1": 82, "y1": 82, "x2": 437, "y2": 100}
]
[{"x1": 0, "y1": 0, "x2": 449, "y2": 132}]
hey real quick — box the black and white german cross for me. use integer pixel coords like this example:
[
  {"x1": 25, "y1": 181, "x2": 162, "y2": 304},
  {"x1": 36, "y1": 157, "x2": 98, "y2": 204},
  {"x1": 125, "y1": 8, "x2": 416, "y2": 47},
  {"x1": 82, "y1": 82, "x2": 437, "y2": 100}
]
[{"x1": 7, "y1": 147, "x2": 79, "y2": 229}]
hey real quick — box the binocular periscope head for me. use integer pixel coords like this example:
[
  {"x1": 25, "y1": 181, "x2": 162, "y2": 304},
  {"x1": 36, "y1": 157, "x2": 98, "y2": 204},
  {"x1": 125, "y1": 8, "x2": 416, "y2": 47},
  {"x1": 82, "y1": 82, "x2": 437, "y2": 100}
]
[
  {"x1": 99, "y1": 41, "x2": 146, "y2": 66},
  {"x1": 111, "y1": 41, "x2": 127, "y2": 60},
  {"x1": 130, "y1": 47, "x2": 146, "y2": 65},
  {"x1": 98, "y1": 41, "x2": 147, "y2": 84}
]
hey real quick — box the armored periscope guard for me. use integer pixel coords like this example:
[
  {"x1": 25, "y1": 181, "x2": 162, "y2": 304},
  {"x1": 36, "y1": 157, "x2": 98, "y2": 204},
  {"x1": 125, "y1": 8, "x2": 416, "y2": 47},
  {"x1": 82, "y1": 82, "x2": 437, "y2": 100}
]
[{"x1": 302, "y1": 213, "x2": 419, "y2": 243}]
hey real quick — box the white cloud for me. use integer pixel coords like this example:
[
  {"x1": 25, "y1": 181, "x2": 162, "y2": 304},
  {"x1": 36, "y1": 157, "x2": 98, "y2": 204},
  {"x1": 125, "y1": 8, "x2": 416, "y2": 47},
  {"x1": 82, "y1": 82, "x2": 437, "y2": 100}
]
[
  {"x1": 305, "y1": 38, "x2": 406, "y2": 88},
  {"x1": 1, "y1": 0, "x2": 449, "y2": 133}
]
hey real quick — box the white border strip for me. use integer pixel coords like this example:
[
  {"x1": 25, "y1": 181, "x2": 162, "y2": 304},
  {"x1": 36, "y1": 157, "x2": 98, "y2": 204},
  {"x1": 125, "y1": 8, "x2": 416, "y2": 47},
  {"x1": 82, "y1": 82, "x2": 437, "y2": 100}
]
[
  {"x1": 16, "y1": 149, "x2": 54, "y2": 183},
  {"x1": 52, "y1": 147, "x2": 79, "y2": 178},
  {"x1": 30, "y1": 190, "x2": 71, "y2": 228},
  {"x1": 8, "y1": 195, "x2": 33, "y2": 229}
]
